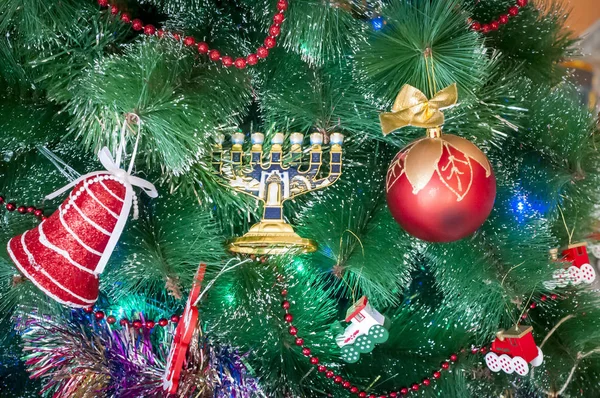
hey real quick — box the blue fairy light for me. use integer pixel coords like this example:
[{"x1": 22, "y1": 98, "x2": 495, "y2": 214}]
[
  {"x1": 371, "y1": 16, "x2": 385, "y2": 31},
  {"x1": 510, "y1": 187, "x2": 549, "y2": 223}
]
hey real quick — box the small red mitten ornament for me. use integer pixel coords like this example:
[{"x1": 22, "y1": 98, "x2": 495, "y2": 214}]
[
  {"x1": 7, "y1": 145, "x2": 158, "y2": 307},
  {"x1": 380, "y1": 84, "x2": 496, "y2": 242}
]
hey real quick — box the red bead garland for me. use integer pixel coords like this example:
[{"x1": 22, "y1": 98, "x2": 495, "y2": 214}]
[
  {"x1": 83, "y1": 306, "x2": 180, "y2": 330},
  {"x1": 278, "y1": 282, "x2": 460, "y2": 397},
  {"x1": 470, "y1": 0, "x2": 528, "y2": 34},
  {"x1": 97, "y1": 0, "x2": 288, "y2": 68},
  {"x1": 0, "y1": 196, "x2": 46, "y2": 220},
  {"x1": 275, "y1": 268, "x2": 565, "y2": 396}
]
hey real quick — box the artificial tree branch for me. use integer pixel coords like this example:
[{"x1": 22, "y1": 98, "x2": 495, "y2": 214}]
[{"x1": 530, "y1": 314, "x2": 576, "y2": 396}]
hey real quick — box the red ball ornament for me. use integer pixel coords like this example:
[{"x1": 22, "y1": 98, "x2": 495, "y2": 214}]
[
  {"x1": 26, "y1": 206, "x2": 35, "y2": 213},
  {"x1": 94, "y1": 310, "x2": 105, "y2": 320},
  {"x1": 132, "y1": 320, "x2": 143, "y2": 329},
  {"x1": 551, "y1": 293, "x2": 558, "y2": 300},
  {"x1": 386, "y1": 131, "x2": 496, "y2": 242},
  {"x1": 184, "y1": 36, "x2": 195, "y2": 46},
  {"x1": 209, "y1": 49, "x2": 221, "y2": 61},
  {"x1": 98, "y1": 0, "x2": 108, "y2": 6},
  {"x1": 289, "y1": 326, "x2": 298, "y2": 335},
  {"x1": 479, "y1": 347, "x2": 487, "y2": 354},
  {"x1": 282, "y1": 300, "x2": 291, "y2": 309},
  {"x1": 281, "y1": 289, "x2": 288, "y2": 296},
  {"x1": 359, "y1": 392, "x2": 367, "y2": 398},
  {"x1": 84, "y1": 307, "x2": 94, "y2": 314},
  {"x1": 146, "y1": 320, "x2": 156, "y2": 329},
  {"x1": 423, "y1": 378, "x2": 431, "y2": 386},
  {"x1": 264, "y1": 36, "x2": 277, "y2": 49},
  {"x1": 144, "y1": 24, "x2": 156, "y2": 35},
  {"x1": 132, "y1": 19, "x2": 144, "y2": 31},
  {"x1": 481, "y1": 24, "x2": 491, "y2": 33},
  {"x1": 450, "y1": 353, "x2": 458, "y2": 362},
  {"x1": 197, "y1": 42, "x2": 209, "y2": 54},
  {"x1": 33, "y1": 209, "x2": 43, "y2": 217},
  {"x1": 490, "y1": 21, "x2": 500, "y2": 31},
  {"x1": 411, "y1": 384, "x2": 419, "y2": 391},
  {"x1": 0, "y1": 196, "x2": 4, "y2": 204},
  {"x1": 325, "y1": 370, "x2": 334, "y2": 378},
  {"x1": 318, "y1": 365, "x2": 326, "y2": 372},
  {"x1": 247, "y1": 53, "x2": 259, "y2": 65},
  {"x1": 433, "y1": 371, "x2": 441, "y2": 379},
  {"x1": 170, "y1": 315, "x2": 180, "y2": 323},
  {"x1": 274, "y1": 13, "x2": 285, "y2": 25},
  {"x1": 499, "y1": 14, "x2": 509, "y2": 24},
  {"x1": 310, "y1": 356, "x2": 319, "y2": 364},
  {"x1": 541, "y1": 295, "x2": 547, "y2": 301},
  {"x1": 120, "y1": 318, "x2": 129, "y2": 326},
  {"x1": 471, "y1": 21, "x2": 482, "y2": 31},
  {"x1": 400, "y1": 387, "x2": 408, "y2": 395},
  {"x1": 441, "y1": 361, "x2": 450, "y2": 369},
  {"x1": 110, "y1": 5, "x2": 119, "y2": 15},
  {"x1": 342, "y1": 381, "x2": 351, "y2": 389},
  {"x1": 530, "y1": 302, "x2": 537, "y2": 309},
  {"x1": 508, "y1": 6, "x2": 519, "y2": 16},
  {"x1": 351, "y1": 387, "x2": 359, "y2": 394},
  {"x1": 257, "y1": 46, "x2": 269, "y2": 58},
  {"x1": 269, "y1": 25, "x2": 281, "y2": 37},
  {"x1": 333, "y1": 376, "x2": 343, "y2": 384},
  {"x1": 107, "y1": 315, "x2": 117, "y2": 324},
  {"x1": 121, "y1": 13, "x2": 131, "y2": 23},
  {"x1": 157, "y1": 29, "x2": 165, "y2": 38},
  {"x1": 390, "y1": 393, "x2": 397, "y2": 397},
  {"x1": 6, "y1": 203, "x2": 16, "y2": 211},
  {"x1": 295, "y1": 337, "x2": 304, "y2": 346},
  {"x1": 517, "y1": 0, "x2": 528, "y2": 7},
  {"x1": 302, "y1": 347, "x2": 311, "y2": 356},
  {"x1": 284, "y1": 313, "x2": 293, "y2": 322},
  {"x1": 158, "y1": 318, "x2": 168, "y2": 327},
  {"x1": 17, "y1": 206, "x2": 26, "y2": 214}
]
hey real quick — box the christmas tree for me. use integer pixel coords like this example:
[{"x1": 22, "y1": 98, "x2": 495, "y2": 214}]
[{"x1": 1, "y1": 0, "x2": 600, "y2": 397}]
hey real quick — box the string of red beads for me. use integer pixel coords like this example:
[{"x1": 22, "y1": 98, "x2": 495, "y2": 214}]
[
  {"x1": 97, "y1": 0, "x2": 288, "y2": 69},
  {"x1": 0, "y1": 196, "x2": 46, "y2": 220},
  {"x1": 84, "y1": 306, "x2": 180, "y2": 330},
  {"x1": 281, "y1": 282, "x2": 565, "y2": 397},
  {"x1": 470, "y1": 0, "x2": 528, "y2": 34},
  {"x1": 280, "y1": 288, "x2": 459, "y2": 397}
]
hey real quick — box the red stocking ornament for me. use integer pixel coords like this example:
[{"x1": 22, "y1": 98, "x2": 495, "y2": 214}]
[{"x1": 7, "y1": 144, "x2": 158, "y2": 308}]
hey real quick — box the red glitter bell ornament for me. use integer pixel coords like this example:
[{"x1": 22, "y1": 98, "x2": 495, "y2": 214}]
[
  {"x1": 380, "y1": 84, "x2": 496, "y2": 242},
  {"x1": 7, "y1": 120, "x2": 158, "y2": 307}
]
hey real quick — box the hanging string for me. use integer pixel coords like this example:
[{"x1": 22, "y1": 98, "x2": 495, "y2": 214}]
[
  {"x1": 336, "y1": 229, "x2": 365, "y2": 303},
  {"x1": 557, "y1": 205, "x2": 575, "y2": 245}
]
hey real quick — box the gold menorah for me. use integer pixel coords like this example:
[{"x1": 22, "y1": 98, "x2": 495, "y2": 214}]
[{"x1": 213, "y1": 132, "x2": 344, "y2": 255}]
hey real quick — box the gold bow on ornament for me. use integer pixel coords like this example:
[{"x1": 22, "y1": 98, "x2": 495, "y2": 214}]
[{"x1": 379, "y1": 83, "x2": 458, "y2": 135}]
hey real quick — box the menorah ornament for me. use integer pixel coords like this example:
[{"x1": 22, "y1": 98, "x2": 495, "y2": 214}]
[{"x1": 214, "y1": 131, "x2": 344, "y2": 254}]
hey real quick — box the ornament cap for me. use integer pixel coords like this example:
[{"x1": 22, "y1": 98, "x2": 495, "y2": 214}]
[{"x1": 427, "y1": 127, "x2": 442, "y2": 138}]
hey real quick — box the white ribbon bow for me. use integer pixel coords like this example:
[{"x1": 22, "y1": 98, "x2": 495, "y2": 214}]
[{"x1": 46, "y1": 146, "x2": 158, "y2": 202}]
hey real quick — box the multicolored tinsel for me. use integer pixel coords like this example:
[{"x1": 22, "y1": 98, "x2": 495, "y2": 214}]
[{"x1": 18, "y1": 311, "x2": 263, "y2": 397}]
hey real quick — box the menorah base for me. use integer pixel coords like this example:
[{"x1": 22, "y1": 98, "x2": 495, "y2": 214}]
[{"x1": 228, "y1": 221, "x2": 317, "y2": 255}]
